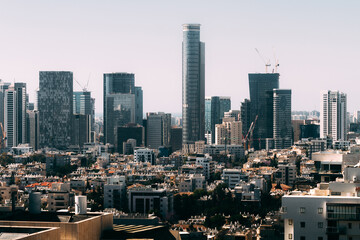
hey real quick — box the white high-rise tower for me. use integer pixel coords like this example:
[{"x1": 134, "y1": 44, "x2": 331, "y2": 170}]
[{"x1": 320, "y1": 90, "x2": 347, "y2": 141}]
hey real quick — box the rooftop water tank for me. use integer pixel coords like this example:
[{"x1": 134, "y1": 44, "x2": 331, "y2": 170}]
[
  {"x1": 75, "y1": 195, "x2": 87, "y2": 215},
  {"x1": 29, "y1": 192, "x2": 41, "y2": 214}
]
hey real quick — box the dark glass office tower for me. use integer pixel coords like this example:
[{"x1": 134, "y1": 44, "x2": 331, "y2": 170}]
[
  {"x1": 14, "y1": 83, "x2": 27, "y2": 144},
  {"x1": 273, "y1": 89, "x2": 292, "y2": 149},
  {"x1": 182, "y1": 24, "x2": 205, "y2": 145},
  {"x1": 73, "y1": 91, "x2": 94, "y2": 146},
  {"x1": 248, "y1": 73, "x2": 279, "y2": 149},
  {"x1": 73, "y1": 91, "x2": 92, "y2": 115},
  {"x1": 135, "y1": 86, "x2": 143, "y2": 125},
  {"x1": 103, "y1": 73, "x2": 136, "y2": 145},
  {"x1": 219, "y1": 97, "x2": 231, "y2": 119},
  {"x1": 240, "y1": 98, "x2": 252, "y2": 137},
  {"x1": 38, "y1": 71, "x2": 73, "y2": 149}
]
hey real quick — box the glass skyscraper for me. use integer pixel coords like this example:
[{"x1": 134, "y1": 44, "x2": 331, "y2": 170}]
[
  {"x1": 248, "y1": 73, "x2": 279, "y2": 149},
  {"x1": 73, "y1": 91, "x2": 92, "y2": 115},
  {"x1": 182, "y1": 24, "x2": 205, "y2": 145},
  {"x1": 38, "y1": 71, "x2": 73, "y2": 150},
  {"x1": 273, "y1": 89, "x2": 292, "y2": 149},
  {"x1": 219, "y1": 97, "x2": 231, "y2": 120},
  {"x1": 205, "y1": 96, "x2": 231, "y2": 144},
  {"x1": 103, "y1": 73, "x2": 143, "y2": 146}
]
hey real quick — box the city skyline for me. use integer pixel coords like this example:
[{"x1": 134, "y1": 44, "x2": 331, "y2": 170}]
[{"x1": 1, "y1": 1, "x2": 360, "y2": 114}]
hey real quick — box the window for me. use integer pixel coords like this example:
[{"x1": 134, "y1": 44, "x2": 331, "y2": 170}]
[
  {"x1": 282, "y1": 207, "x2": 287, "y2": 213},
  {"x1": 288, "y1": 233, "x2": 293, "y2": 239},
  {"x1": 318, "y1": 222, "x2": 323, "y2": 228},
  {"x1": 288, "y1": 219, "x2": 293, "y2": 225},
  {"x1": 318, "y1": 237, "x2": 323, "y2": 240},
  {"x1": 300, "y1": 237, "x2": 305, "y2": 240},
  {"x1": 348, "y1": 223, "x2": 352, "y2": 229},
  {"x1": 300, "y1": 207, "x2": 305, "y2": 213},
  {"x1": 318, "y1": 208, "x2": 323, "y2": 214},
  {"x1": 300, "y1": 222, "x2": 306, "y2": 228}
]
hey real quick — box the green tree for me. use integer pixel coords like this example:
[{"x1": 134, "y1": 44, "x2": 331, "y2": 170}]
[
  {"x1": 29, "y1": 154, "x2": 46, "y2": 163},
  {"x1": 0, "y1": 153, "x2": 14, "y2": 166}
]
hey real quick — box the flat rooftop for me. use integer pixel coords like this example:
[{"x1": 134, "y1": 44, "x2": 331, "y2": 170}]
[{"x1": 0, "y1": 211, "x2": 103, "y2": 223}]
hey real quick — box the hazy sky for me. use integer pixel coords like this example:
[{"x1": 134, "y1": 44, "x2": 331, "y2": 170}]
[{"x1": 1, "y1": 0, "x2": 360, "y2": 115}]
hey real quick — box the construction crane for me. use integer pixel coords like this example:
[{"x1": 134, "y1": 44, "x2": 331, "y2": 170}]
[
  {"x1": 243, "y1": 115, "x2": 258, "y2": 150},
  {"x1": 255, "y1": 48, "x2": 271, "y2": 73},
  {"x1": 74, "y1": 73, "x2": 91, "y2": 92},
  {"x1": 273, "y1": 48, "x2": 280, "y2": 73},
  {"x1": 0, "y1": 123, "x2": 6, "y2": 149}
]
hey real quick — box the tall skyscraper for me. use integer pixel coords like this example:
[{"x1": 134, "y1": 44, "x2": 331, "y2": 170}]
[
  {"x1": 26, "y1": 110, "x2": 39, "y2": 150},
  {"x1": 273, "y1": 89, "x2": 292, "y2": 149},
  {"x1": 146, "y1": 113, "x2": 162, "y2": 149},
  {"x1": 38, "y1": 71, "x2": 73, "y2": 150},
  {"x1": 73, "y1": 91, "x2": 95, "y2": 146},
  {"x1": 103, "y1": 73, "x2": 143, "y2": 145},
  {"x1": 320, "y1": 90, "x2": 347, "y2": 141},
  {"x1": 182, "y1": 23, "x2": 205, "y2": 146},
  {"x1": 0, "y1": 81, "x2": 11, "y2": 127},
  {"x1": 145, "y1": 112, "x2": 172, "y2": 150},
  {"x1": 240, "y1": 98, "x2": 252, "y2": 137},
  {"x1": 159, "y1": 112, "x2": 171, "y2": 148},
  {"x1": 205, "y1": 96, "x2": 220, "y2": 143},
  {"x1": 3, "y1": 83, "x2": 27, "y2": 148},
  {"x1": 248, "y1": 73, "x2": 279, "y2": 149},
  {"x1": 135, "y1": 86, "x2": 143, "y2": 125},
  {"x1": 219, "y1": 97, "x2": 231, "y2": 119},
  {"x1": 4, "y1": 87, "x2": 17, "y2": 148},
  {"x1": 205, "y1": 96, "x2": 231, "y2": 144},
  {"x1": 73, "y1": 91, "x2": 92, "y2": 115},
  {"x1": 14, "y1": 83, "x2": 27, "y2": 144}
]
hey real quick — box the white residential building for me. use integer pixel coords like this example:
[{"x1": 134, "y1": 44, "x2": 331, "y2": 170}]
[
  {"x1": 195, "y1": 155, "x2": 214, "y2": 180},
  {"x1": 104, "y1": 176, "x2": 126, "y2": 209},
  {"x1": 134, "y1": 148, "x2": 155, "y2": 165},
  {"x1": 179, "y1": 174, "x2": 206, "y2": 192},
  {"x1": 320, "y1": 90, "x2": 347, "y2": 141},
  {"x1": 282, "y1": 166, "x2": 360, "y2": 240},
  {"x1": 221, "y1": 169, "x2": 247, "y2": 189}
]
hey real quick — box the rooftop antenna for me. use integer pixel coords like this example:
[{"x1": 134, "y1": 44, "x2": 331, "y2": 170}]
[{"x1": 255, "y1": 48, "x2": 271, "y2": 73}]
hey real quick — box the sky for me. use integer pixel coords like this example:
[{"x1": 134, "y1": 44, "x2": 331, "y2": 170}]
[{"x1": 0, "y1": 0, "x2": 360, "y2": 115}]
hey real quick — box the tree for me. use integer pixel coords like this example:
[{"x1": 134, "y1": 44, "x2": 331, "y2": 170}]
[
  {"x1": 87, "y1": 186, "x2": 104, "y2": 211},
  {"x1": 0, "y1": 153, "x2": 14, "y2": 166},
  {"x1": 29, "y1": 154, "x2": 46, "y2": 163},
  {"x1": 204, "y1": 214, "x2": 225, "y2": 230}
]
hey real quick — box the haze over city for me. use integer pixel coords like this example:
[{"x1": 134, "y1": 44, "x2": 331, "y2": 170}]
[{"x1": 1, "y1": 0, "x2": 359, "y2": 114}]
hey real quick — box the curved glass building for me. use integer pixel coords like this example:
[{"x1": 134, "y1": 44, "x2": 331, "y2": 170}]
[{"x1": 182, "y1": 24, "x2": 205, "y2": 145}]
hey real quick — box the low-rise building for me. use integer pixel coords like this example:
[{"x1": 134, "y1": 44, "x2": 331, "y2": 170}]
[{"x1": 179, "y1": 174, "x2": 206, "y2": 192}]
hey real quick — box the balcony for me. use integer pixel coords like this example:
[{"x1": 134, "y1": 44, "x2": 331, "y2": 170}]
[
  {"x1": 326, "y1": 227, "x2": 346, "y2": 235},
  {"x1": 328, "y1": 213, "x2": 360, "y2": 221}
]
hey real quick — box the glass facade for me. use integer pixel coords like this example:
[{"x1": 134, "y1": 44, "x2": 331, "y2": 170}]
[
  {"x1": 248, "y1": 73, "x2": 279, "y2": 149},
  {"x1": 38, "y1": 71, "x2": 73, "y2": 150},
  {"x1": 219, "y1": 97, "x2": 231, "y2": 119},
  {"x1": 103, "y1": 73, "x2": 142, "y2": 145},
  {"x1": 182, "y1": 24, "x2": 205, "y2": 145},
  {"x1": 273, "y1": 89, "x2": 292, "y2": 149},
  {"x1": 105, "y1": 93, "x2": 135, "y2": 145}
]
